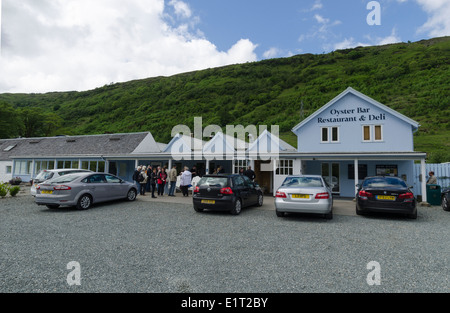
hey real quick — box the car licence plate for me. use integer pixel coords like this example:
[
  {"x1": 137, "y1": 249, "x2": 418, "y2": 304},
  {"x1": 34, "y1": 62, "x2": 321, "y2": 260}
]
[
  {"x1": 41, "y1": 190, "x2": 53, "y2": 195},
  {"x1": 201, "y1": 200, "x2": 215, "y2": 204},
  {"x1": 376, "y1": 195, "x2": 396, "y2": 201},
  {"x1": 292, "y1": 194, "x2": 310, "y2": 199}
]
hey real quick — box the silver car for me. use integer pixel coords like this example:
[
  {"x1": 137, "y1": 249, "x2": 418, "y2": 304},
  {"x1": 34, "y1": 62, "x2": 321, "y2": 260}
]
[
  {"x1": 30, "y1": 169, "x2": 92, "y2": 196},
  {"x1": 275, "y1": 175, "x2": 333, "y2": 219},
  {"x1": 35, "y1": 172, "x2": 138, "y2": 210}
]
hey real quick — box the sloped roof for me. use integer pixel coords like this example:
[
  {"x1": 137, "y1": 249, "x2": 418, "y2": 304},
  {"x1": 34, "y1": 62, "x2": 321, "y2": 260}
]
[
  {"x1": 0, "y1": 132, "x2": 159, "y2": 160},
  {"x1": 248, "y1": 129, "x2": 297, "y2": 153},
  {"x1": 292, "y1": 87, "x2": 420, "y2": 133},
  {"x1": 203, "y1": 132, "x2": 248, "y2": 153},
  {"x1": 164, "y1": 134, "x2": 206, "y2": 154}
]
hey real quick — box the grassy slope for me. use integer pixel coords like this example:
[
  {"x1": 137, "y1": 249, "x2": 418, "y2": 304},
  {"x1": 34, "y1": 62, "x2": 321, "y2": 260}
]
[{"x1": 0, "y1": 37, "x2": 449, "y2": 161}]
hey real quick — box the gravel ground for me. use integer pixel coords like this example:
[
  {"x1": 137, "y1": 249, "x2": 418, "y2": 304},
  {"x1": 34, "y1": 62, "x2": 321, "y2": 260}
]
[{"x1": 0, "y1": 195, "x2": 449, "y2": 293}]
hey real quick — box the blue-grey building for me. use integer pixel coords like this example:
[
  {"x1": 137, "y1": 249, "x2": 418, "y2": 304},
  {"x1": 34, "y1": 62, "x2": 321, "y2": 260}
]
[{"x1": 0, "y1": 87, "x2": 430, "y2": 203}]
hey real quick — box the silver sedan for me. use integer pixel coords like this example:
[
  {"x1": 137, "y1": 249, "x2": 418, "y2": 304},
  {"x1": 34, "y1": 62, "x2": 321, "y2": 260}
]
[
  {"x1": 275, "y1": 175, "x2": 333, "y2": 219},
  {"x1": 35, "y1": 172, "x2": 138, "y2": 210}
]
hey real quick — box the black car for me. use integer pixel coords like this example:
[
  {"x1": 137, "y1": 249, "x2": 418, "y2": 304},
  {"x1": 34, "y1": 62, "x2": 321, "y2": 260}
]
[
  {"x1": 356, "y1": 176, "x2": 417, "y2": 219},
  {"x1": 193, "y1": 174, "x2": 264, "y2": 215},
  {"x1": 442, "y1": 188, "x2": 450, "y2": 211}
]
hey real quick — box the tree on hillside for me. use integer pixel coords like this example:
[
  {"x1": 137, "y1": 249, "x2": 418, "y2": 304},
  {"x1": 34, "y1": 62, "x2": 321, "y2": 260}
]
[
  {"x1": 19, "y1": 108, "x2": 63, "y2": 138},
  {"x1": 0, "y1": 101, "x2": 22, "y2": 139}
]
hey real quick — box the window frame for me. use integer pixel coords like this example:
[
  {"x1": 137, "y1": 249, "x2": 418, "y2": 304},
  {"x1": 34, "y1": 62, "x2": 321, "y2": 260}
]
[{"x1": 321, "y1": 126, "x2": 340, "y2": 143}]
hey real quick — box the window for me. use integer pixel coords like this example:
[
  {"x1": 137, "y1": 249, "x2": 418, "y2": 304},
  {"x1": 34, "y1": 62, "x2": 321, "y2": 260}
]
[
  {"x1": 234, "y1": 159, "x2": 248, "y2": 174},
  {"x1": 321, "y1": 127, "x2": 339, "y2": 143},
  {"x1": 321, "y1": 127, "x2": 328, "y2": 142},
  {"x1": 348, "y1": 164, "x2": 368, "y2": 180},
  {"x1": 105, "y1": 174, "x2": 121, "y2": 183},
  {"x1": 276, "y1": 159, "x2": 293, "y2": 176},
  {"x1": 233, "y1": 176, "x2": 245, "y2": 187},
  {"x1": 363, "y1": 125, "x2": 383, "y2": 142},
  {"x1": 374, "y1": 125, "x2": 383, "y2": 141},
  {"x1": 15, "y1": 161, "x2": 32, "y2": 175},
  {"x1": 376, "y1": 165, "x2": 398, "y2": 177},
  {"x1": 6, "y1": 166, "x2": 12, "y2": 174}
]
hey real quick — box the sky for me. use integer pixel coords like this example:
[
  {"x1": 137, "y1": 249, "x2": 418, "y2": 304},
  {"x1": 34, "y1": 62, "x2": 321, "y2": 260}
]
[{"x1": 0, "y1": 0, "x2": 448, "y2": 94}]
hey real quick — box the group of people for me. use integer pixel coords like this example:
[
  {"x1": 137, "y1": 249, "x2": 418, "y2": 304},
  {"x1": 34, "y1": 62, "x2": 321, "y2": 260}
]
[
  {"x1": 132, "y1": 164, "x2": 257, "y2": 198},
  {"x1": 133, "y1": 165, "x2": 175, "y2": 198},
  {"x1": 132, "y1": 165, "x2": 200, "y2": 198}
]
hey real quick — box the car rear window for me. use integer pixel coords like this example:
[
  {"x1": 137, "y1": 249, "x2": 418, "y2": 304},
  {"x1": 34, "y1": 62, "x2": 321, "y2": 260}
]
[
  {"x1": 198, "y1": 177, "x2": 228, "y2": 188},
  {"x1": 363, "y1": 177, "x2": 407, "y2": 188},
  {"x1": 49, "y1": 174, "x2": 81, "y2": 184},
  {"x1": 35, "y1": 171, "x2": 54, "y2": 181},
  {"x1": 282, "y1": 177, "x2": 323, "y2": 187}
]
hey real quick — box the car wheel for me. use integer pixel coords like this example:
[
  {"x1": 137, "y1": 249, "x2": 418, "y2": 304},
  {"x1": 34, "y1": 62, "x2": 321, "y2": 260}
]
[
  {"x1": 356, "y1": 205, "x2": 364, "y2": 216},
  {"x1": 76, "y1": 194, "x2": 92, "y2": 210},
  {"x1": 127, "y1": 188, "x2": 137, "y2": 201},
  {"x1": 230, "y1": 199, "x2": 242, "y2": 215},
  {"x1": 442, "y1": 195, "x2": 450, "y2": 211},
  {"x1": 324, "y1": 211, "x2": 333, "y2": 220},
  {"x1": 256, "y1": 193, "x2": 263, "y2": 207},
  {"x1": 276, "y1": 210, "x2": 285, "y2": 217},
  {"x1": 408, "y1": 209, "x2": 418, "y2": 219},
  {"x1": 194, "y1": 206, "x2": 204, "y2": 213},
  {"x1": 46, "y1": 204, "x2": 60, "y2": 209}
]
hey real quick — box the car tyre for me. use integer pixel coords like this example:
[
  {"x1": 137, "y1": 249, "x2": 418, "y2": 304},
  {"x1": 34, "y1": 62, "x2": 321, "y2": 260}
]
[
  {"x1": 324, "y1": 211, "x2": 333, "y2": 220},
  {"x1": 408, "y1": 209, "x2": 417, "y2": 219},
  {"x1": 46, "y1": 204, "x2": 60, "y2": 209},
  {"x1": 256, "y1": 193, "x2": 263, "y2": 207},
  {"x1": 194, "y1": 206, "x2": 204, "y2": 213},
  {"x1": 76, "y1": 194, "x2": 92, "y2": 210},
  {"x1": 127, "y1": 188, "x2": 137, "y2": 201},
  {"x1": 356, "y1": 205, "x2": 365, "y2": 216},
  {"x1": 276, "y1": 210, "x2": 285, "y2": 217},
  {"x1": 442, "y1": 195, "x2": 450, "y2": 211},
  {"x1": 230, "y1": 199, "x2": 242, "y2": 215}
]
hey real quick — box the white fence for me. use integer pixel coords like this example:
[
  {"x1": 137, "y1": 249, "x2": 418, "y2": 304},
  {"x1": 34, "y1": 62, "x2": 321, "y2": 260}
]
[{"x1": 413, "y1": 163, "x2": 450, "y2": 195}]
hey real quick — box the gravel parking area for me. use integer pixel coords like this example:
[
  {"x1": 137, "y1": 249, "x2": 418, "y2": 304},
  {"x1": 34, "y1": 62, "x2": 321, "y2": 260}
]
[{"x1": 0, "y1": 194, "x2": 449, "y2": 293}]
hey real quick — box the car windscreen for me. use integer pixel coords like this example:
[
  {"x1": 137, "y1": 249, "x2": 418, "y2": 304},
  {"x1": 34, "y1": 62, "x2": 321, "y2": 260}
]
[
  {"x1": 362, "y1": 177, "x2": 407, "y2": 188},
  {"x1": 197, "y1": 177, "x2": 228, "y2": 188},
  {"x1": 35, "y1": 171, "x2": 54, "y2": 181},
  {"x1": 282, "y1": 177, "x2": 324, "y2": 188},
  {"x1": 48, "y1": 174, "x2": 81, "y2": 184}
]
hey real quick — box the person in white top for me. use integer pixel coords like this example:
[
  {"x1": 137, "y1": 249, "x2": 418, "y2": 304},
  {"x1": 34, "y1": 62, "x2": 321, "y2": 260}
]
[{"x1": 180, "y1": 167, "x2": 192, "y2": 197}]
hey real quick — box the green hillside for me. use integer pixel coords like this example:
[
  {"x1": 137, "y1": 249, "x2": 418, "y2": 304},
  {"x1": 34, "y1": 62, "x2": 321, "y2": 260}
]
[{"x1": 0, "y1": 37, "x2": 449, "y2": 162}]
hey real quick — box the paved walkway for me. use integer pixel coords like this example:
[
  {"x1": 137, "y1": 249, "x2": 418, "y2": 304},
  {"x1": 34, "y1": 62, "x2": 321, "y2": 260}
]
[{"x1": 137, "y1": 192, "x2": 358, "y2": 216}]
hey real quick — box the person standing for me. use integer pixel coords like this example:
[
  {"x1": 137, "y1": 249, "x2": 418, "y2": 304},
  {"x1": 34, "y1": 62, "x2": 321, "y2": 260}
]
[
  {"x1": 133, "y1": 166, "x2": 142, "y2": 188},
  {"x1": 146, "y1": 165, "x2": 152, "y2": 193},
  {"x1": 427, "y1": 171, "x2": 438, "y2": 185},
  {"x1": 139, "y1": 166, "x2": 148, "y2": 196},
  {"x1": 168, "y1": 165, "x2": 178, "y2": 196},
  {"x1": 180, "y1": 166, "x2": 192, "y2": 197},
  {"x1": 244, "y1": 166, "x2": 256, "y2": 181},
  {"x1": 150, "y1": 168, "x2": 158, "y2": 198},
  {"x1": 157, "y1": 167, "x2": 168, "y2": 196}
]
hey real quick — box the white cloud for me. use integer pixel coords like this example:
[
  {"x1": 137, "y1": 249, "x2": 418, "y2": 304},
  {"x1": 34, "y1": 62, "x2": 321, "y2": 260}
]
[
  {"x1": 332, "y1": 28, "x2": 401, "y2": 51},
  {"x1": 262, "y1": 47, "x2": 294, "y2": 59},
  {"x1": 415, "y1": 0, "x2": 450, "y2": 36},
  {"x1": 0, "y1": 0, "x2": 258, "y2": 93}
]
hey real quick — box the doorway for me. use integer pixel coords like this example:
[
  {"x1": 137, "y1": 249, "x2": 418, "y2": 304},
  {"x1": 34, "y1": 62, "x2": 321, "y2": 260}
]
[
  {"x1": 321, "y1": 163, "x2": 340, "y2": 194},
  {"x1": 255, "y1": 160, "x2": 273, "y2": 195}
]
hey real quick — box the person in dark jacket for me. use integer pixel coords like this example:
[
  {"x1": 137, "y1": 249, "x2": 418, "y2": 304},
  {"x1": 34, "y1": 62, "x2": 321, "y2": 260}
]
[
  {"x1": 150, "y1": 168, "x2": 158, "y2": 198},
  {"x1": 244, "y1": 166, "x2": 256, "y2": 181}
]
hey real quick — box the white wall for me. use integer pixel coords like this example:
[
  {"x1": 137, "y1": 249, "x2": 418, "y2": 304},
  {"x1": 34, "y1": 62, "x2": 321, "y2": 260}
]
[{"x1": 0, "y1": 161, "x2": 13, "y2": 183}]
